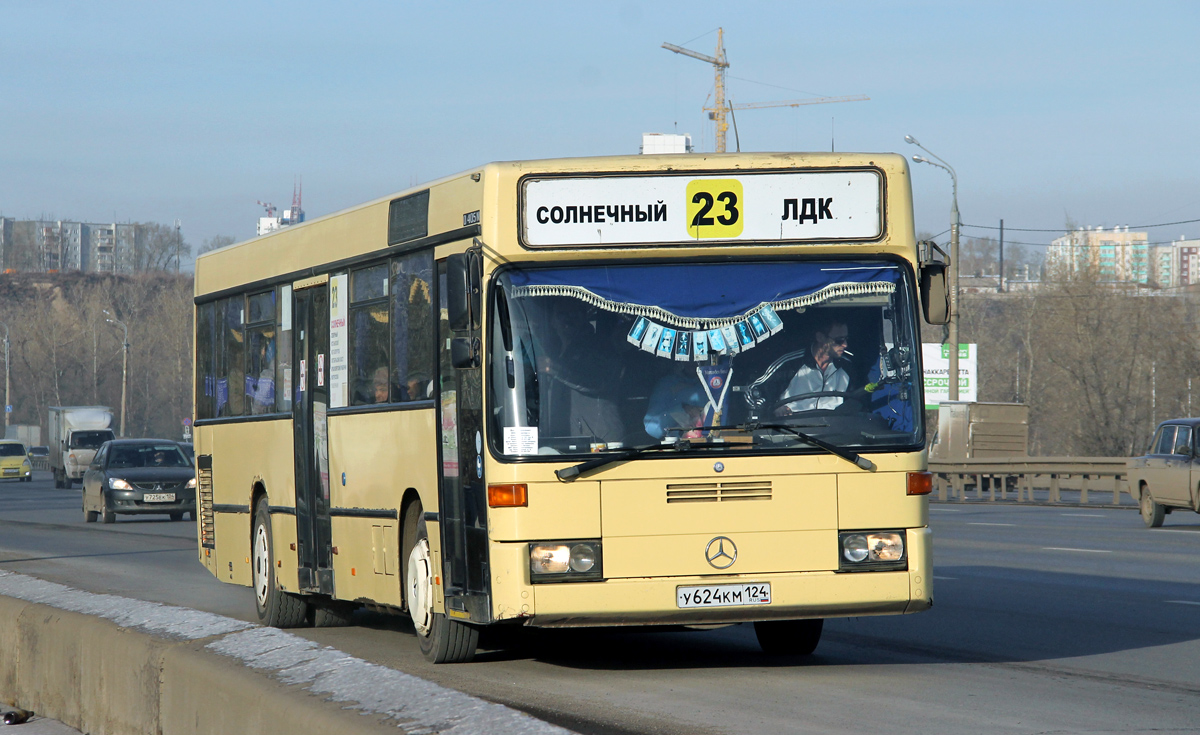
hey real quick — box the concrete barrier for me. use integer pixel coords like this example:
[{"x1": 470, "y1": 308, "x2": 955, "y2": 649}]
[{"x1": 0, "y1": 572, "x2": 572, "y2": 735}]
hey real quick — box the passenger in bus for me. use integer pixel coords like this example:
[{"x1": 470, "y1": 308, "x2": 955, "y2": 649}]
[
  {"x1": 644, "y1": 371, "x2": 708, "y2": 441},
  {"x1": 404, "y1": 371, "x2": 431, "y2": 401},
  {"x1": 536, "y1": 299, "x2": 624, "y2": 443},
  {"x1": 372, "y1": 366, "x2": 392, "y2": 404},
  {"x1": 776, "y1": 317, "x2": 851, "y2": 414}
]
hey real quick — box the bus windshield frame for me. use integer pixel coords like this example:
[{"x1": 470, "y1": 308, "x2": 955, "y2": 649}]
[{"x1": 487, "y1": 255, "x2": 924, "y2": 463}]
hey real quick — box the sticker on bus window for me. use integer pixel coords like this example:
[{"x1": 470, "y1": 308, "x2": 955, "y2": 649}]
[
  {"x1": 758, "y1": 304, "x2": 784, "y2": 334},
  {"x1": 656, "y1": 328, "x2": 677, "y2": 359},
  {"x1": 317, "y1": 354, "x2": 325, "y2": 387},
  {"x1": 720, "y1": 325, "x2": 741, "y2": 354},
  {"x1": 640, "y1": 322, "x2": 663, "y2": 353},
  {"x1": 627, "y1": 316, "x2": 650, "y2": 346},
  {"x1": 504, "y1": 426, "x2": 538, "y2": 455},
  {"x1": 734, "y1": 321, "x2": 755, "y2": 350},
  {"x1": 707, "y1": 329, "x2": 727, "y2": 354},
  {"x1": 299, "y1": 359, "x2": 307, "y2": 391},
  {"x1": 673, "y1": 330, "x2": 692, "y2": 361}
]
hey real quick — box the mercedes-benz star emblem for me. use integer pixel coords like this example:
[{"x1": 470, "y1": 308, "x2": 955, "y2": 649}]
[{"x1": 705, "y1": 536, "x2": 737, "y2": 569}]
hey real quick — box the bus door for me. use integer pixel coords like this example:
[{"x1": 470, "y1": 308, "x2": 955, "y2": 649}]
[
  {"x1": 437, "y1": 256, "x2": 491, "y2": 622},
  {"x1": 292, "y1": 282, "x2": 335, "y2": 596}
]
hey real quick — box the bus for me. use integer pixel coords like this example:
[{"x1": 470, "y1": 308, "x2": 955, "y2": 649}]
[{"x1": 193, "y1": 152, "x2": 949, "y2": 663}]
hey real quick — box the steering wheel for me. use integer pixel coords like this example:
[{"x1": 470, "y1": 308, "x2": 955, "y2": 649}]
[{"x1": 768, "y1": 390, "x2": 862, "y2": 416}]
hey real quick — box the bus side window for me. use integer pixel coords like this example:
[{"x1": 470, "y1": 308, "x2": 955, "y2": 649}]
[{"x1": 392, "y1": 250, "x2": 435, "y2": 402}]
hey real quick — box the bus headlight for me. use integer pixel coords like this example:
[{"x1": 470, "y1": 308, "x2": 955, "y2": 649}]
[
  {"x1": 838, "y1": 530, "x2": 907, "y2": 572},
  {"x1": 529, "y1": 540, "x2": 603, "y2": 582}
]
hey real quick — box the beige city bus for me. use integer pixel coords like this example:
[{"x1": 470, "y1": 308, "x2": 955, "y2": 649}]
[{"x1": 193, "y1": 152, "x2": 948, "y2": 662}]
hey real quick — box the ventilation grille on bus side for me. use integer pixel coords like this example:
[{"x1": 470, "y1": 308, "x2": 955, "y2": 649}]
[
  {"x1": 197, "y1": 455, "x2": 215, "y2": 549},
  {"x1": 666, "y1": 481, "x2": 772, "y2": 503}
]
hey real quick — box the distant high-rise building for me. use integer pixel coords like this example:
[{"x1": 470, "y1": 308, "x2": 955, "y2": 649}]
[{"x1": 1046, "y1": 226, "x2": 1150, "y2": 284}]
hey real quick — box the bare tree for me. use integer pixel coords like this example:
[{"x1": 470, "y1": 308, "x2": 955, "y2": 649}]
[{"x1": 197, "y1": 234, "x2": 236, "y2": 255}]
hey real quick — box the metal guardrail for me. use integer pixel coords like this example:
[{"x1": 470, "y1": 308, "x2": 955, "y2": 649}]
[{"x1": 929, "y1": 457, "x2": 1132, "y2": 507}]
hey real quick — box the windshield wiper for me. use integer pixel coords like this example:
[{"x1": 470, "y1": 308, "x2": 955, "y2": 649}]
[
  {"x1": 738, "y1": 422, "x2": 876, "y2": 471},
  {"x1": 555, "y1": 443, "x2": 682, "y2": 482}
]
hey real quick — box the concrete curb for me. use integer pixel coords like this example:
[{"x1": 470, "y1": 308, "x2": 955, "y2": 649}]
[{"x1": 0, "y1": 571, "x2": 573, "y2": 735}]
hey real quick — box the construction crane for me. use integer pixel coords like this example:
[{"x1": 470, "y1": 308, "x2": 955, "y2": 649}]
[
  {"x1": 663, "y1": 28, "x2": 869, "y2": 152},
  {"x1": 256, "y1": 201, "x2": 276, "y2": 218}
]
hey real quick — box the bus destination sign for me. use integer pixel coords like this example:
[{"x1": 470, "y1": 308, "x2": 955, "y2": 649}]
[{"x1": 521, "y1": 170, "x2": 882, "y2": 248}]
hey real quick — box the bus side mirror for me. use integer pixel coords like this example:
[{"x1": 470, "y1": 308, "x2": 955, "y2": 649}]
[
  {"x1": 447, "y1": 251, "x2": 482, "y2": 332},
  {"x1": 918, "y1": 240, "x2": 950, "y2": 326},
  {"x1": 451, "y1": 337, "x2": 479, "y2": 369}
]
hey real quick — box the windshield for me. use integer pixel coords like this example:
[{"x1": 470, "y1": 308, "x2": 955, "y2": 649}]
[
  {"x1": 490, "y1": 259, "x2": 923, "y2": 458},
  {"x1": 0, "y1": 444, "x2": 26, "y2": 457},
  {"x1": 107, "y1": 444, "x2": 191, "y2": 469},
  {"x1": 70, "y1": 431, "x2": 114, "y2": 449}
]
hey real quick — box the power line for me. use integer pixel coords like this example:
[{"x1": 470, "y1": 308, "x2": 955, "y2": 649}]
[{"x1": 963, "y1": 217, "x2": 1200, "y2": 233}]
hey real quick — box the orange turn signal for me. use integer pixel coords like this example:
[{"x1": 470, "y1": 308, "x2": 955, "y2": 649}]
[
  {"x1": 488, "y1": 483, "x2": 528, "y2": 508},
  {"x1": 907, "y1": 471, "x2": 933, "y2": 496}
]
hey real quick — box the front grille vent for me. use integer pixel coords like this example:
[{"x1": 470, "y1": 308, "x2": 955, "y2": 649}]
[
  {"x1": 666, "y1": 481, "x2": 772, "y2": 503},
  {"x1": 197, "y1": 455, "x2": 215, "y2": 549},
  {"x1": 132, "y1": 481, "x2": 183, "y2": 491}
]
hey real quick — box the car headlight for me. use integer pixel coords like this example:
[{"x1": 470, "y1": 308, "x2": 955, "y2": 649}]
[
  {"x1": 108, "y1": 478, "x2": 133, "y2": 490},
  {"x1": 186, "y1": 477, "x2": 197, "y2": 489},
  {"x1": 838, "y1": 530, "x2": 907, "y2": 572},
  {"x1": 529, "y1": 540, "x2": 603, "y2": 582}
]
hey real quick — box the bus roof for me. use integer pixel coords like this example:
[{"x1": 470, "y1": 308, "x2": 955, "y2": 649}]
[{"x1": 195, "y1": 151, "x2": 912, "y2": 300}]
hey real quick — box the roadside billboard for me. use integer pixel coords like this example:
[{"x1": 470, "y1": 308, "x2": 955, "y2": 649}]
[{"x1": 922, "y1": 343, "x2": 977, "y2": 408}]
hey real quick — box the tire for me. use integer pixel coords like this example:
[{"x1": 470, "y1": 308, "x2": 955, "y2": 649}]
[
  {"x1": 1140, "y1": 484, "x2": 1165, "y2": 528},
  {"x1": 83, "y1": 498, "x2": 97, "y2": 523},
  {"x1": 252, "y1": 497, "x2": 308, "y2": 627},
  {"x1": 309, "y1": 600, "x2": 356, "y2": 627},
  {"x1": 754, "y1": 619, "x2": 824, "y2": 656},
  {"x1": 186, "y1": 510, "x2": 195, "y2": 522},
  {"x1": 169, "y1": 512, "x2": 183, "y2": 522},
  {"x1": 100, "y1": 493, "x2": 116, "y2": 524},
  {"x1": 53, "y1": 470, "x2": 63, "y2": 489},
  {"x1": 403, "y1": 502, "x2": 477, "y2": 663}
]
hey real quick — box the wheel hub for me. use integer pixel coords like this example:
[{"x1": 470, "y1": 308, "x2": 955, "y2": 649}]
[
  {"x1": 254, "y1": 524, "x2": 270, "y2": 608},
  {"x1": 407, "y1": 538, "x2": 433, "y2": 637}
]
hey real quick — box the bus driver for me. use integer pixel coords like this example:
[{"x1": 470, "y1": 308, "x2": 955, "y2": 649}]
[{"x1": 776, "y1": 317, "x2": 851, "y2": 414}]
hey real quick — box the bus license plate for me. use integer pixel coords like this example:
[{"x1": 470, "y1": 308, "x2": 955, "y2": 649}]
[
  {"x1": 677, "y1": 583, "x2": 771, "y2": 608},
  {"x1": 143, "y1": 493, "x2": 175, "y2": 503}
]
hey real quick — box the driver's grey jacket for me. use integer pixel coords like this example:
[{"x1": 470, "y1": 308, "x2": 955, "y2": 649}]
[{"x1": 780, "y1": 353, "x2": 849, "y2": 412}]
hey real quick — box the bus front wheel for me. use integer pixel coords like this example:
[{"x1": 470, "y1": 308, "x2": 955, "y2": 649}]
[
  {"x1": 253, "y1": 497, "x2": 308, "y2": 627},
  {"x1": 404, "y1": 503, "x2": 478, "y2": 663},
  {"x1": 754, "y1": 618, "x2": 824, "y2": 656}
]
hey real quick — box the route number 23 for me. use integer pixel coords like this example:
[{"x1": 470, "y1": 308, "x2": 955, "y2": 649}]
[{"x1": 686, "y1": 179, "x2": 744, "y2": 239}]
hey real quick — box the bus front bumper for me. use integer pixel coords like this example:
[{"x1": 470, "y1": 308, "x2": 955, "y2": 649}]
[{"x1": 509, "y1": 527, "x2": 932, "y2": 628}]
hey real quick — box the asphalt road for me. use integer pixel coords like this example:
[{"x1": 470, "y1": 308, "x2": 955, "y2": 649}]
[{"x1": 2, "y1": 470, "x2": 1199, "y2": 735}]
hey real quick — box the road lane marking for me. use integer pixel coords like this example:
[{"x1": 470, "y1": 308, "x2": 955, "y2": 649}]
[
  {"x1": 929, "y1": 508, "x2": 960, "y2": 512},
  {"x1": 1155, "y1": 529, "x2": 1200, "y2": 534},
  {"x1": 1166, "y1": 600, "x2": 1200, "y2": 606},
  {"x1": 1060, "y1": 513, "x2": 1105, "y2": 517},
  {"x1": 932, "y1": 576, "x2": 956, "y2": 580},
  {"x1": 968, "y1": 522, "x2": 1015, "y2": 526},
  {"x1": 1042, "y1": 547, "x2": 1111, "y2": 553}
]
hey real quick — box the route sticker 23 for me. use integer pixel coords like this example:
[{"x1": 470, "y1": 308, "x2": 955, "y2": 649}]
[{"x1": 686, "y1": 178, "x2": 744, "y2": 239}]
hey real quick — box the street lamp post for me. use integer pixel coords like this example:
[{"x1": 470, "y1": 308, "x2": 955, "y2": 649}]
[
  {"x1": 104, "y1": 311, "x2": 129, "y2": 438},
  {"x1": 0, "y1": 322, "x2": 9, "y2": 433},
  {"x1": 906, "y1": 135, "x2": 961, "y2": 401}
]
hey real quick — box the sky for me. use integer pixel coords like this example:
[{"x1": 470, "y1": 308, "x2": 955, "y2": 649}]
[{"x1": 3, "y1": 1, "x2": 1198, "y2": 267}]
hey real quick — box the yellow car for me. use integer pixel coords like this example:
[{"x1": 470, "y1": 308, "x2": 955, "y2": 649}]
[{"x1": 0, "y1": 440, "x2": 33, "y2": 482}]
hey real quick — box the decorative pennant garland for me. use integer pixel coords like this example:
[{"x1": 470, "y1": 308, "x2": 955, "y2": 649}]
[{"x1": 626, "y1": 304, "x2": 787, "y2": 362}]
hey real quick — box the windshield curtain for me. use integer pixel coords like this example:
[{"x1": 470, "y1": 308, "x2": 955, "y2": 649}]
[{"x1": 489, "y1": 259, "x2": 923, "y2": 458}]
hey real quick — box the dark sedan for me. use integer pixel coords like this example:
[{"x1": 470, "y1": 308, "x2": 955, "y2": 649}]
[{"x1": 82, "y1": 439, "x2": 197, "y2": 523}]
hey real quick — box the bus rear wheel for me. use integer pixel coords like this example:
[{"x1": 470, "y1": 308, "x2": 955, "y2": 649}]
[
  {"x1": 754, "y1": 618, "x2": 824, "y2": 656},
  {"x1": 403, "y1": 503, "x2": 477, "y2": 663},
  {"x1": 253, "y1": 497, "x2": 308, "y2": 627}
]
